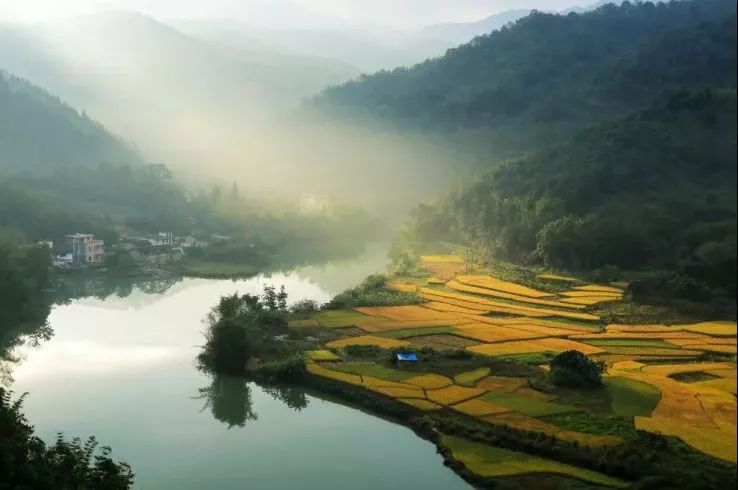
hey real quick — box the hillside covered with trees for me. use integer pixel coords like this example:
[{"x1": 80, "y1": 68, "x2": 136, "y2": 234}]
[
  {"x1": 0, "y1": 71, "x2": 142, "y2": 175},
  {"x1": 313, "y1": 0, "x2": 737, "y2": 159}
]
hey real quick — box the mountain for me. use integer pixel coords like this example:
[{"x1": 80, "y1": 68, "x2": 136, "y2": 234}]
[
  {"x1": 0, "y1": 11, "x2": 361, "y2": 183},
  {"x1": 312, "y1": 0, "x2": 737, "y2": 160},
  {"x1": 419, "y1": 9, "x2": 532, "y2": 45},
  {"x1": 175, "y1": 20, "x2": 450, "y2": 73},
  {"x1": 401, "y1": 88, "x2": 737, "y2": 300},
  {"x1": 0, "y1": 71, "x2": 141, "y2": 175}
]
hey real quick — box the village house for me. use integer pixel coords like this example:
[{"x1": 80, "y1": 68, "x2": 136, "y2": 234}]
[{"x1": 65, "y1": 233, "x2": 105, "y2": 267}]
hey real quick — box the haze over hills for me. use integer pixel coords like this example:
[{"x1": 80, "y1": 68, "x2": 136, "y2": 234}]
[
  {"x1": 419, "y1": 9, "x2": 532, "y2": 45},
  {"x1": 0, "y1": 70, "x2": 141, "y2": 175}
]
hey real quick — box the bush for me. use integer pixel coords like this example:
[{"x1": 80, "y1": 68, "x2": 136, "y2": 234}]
[
  {"x1": 290, "y1": 299, "x2": 319, "y2": 314},
  {"x1": 259, "y1": 353, "x2": 307, "y2": 382},
  {"x1": 548, "y1": 350, "x2": 606, "y2": 388}
]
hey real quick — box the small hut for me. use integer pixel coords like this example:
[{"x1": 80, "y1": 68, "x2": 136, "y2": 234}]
[{"x1": 395, "y1": 352, "x2": 418, "y2": 364}]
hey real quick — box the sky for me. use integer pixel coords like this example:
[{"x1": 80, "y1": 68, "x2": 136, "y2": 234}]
[{"x1": 0, "y1": 0, "x2": 583, "y2": 29}]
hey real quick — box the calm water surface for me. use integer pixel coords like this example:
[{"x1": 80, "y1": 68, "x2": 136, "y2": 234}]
[{"x1": 10, "y1": 247, "x2": 470, "y2": 489}]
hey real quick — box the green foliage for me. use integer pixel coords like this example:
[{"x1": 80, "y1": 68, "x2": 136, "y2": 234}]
[
  {"x1": 198, "y1": 287, "x2": 288, "y2": 375},
  {"x1": 258, "y1": 353, "x2": 307, "y2": 382},
  {"x1": 548, "y1": 351, "x2": 606, "y2": 389},
  {"x1": 324, "y1": 274, "x2": 424, "y2": 309},
  {"x1": 314, "y1": 0, "x2": 736, "y2": 159},
  {"x1": 604, "y1": 376, "x2": 661, "y2": 418},
  {"x1": 0, "y1": 388, "x2": 134, "y2": 488},
  {"x1": 479, "y1": 392, "x2": 580, "y2": 417}
]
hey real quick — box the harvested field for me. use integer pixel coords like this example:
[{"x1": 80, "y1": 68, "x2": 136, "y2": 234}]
[
  {"x1": 705, "y1": 368, "x2": 738, "y2": 379},
  {"x1": 693, "y1": 378, "x2": 737, "y2": 395},
  {"x1": 326, "y1": 335, "x2": 409, "y2": 349},
  {"x1": 406, "y1": 374, "x2": 453, "y2": 389},
  {"x1": 446, "y1": 280, "x2": 581, "y2": 309},
  {"x1": 451, "y1": 398, "x2": 511, "y2": 416},
  {"x1": 455, "y1": 275, "x2": 553, "y2": 298},
  {"x1": 474, "y1": 376, "x2": 528, "y2": 393},
  {"x1": 641, "y1": 362, "x2": 736, "y2": 377},
  {"x1": 667, "y1": 337, "x2": 737, "y2": 346},
  {"x1": 610, "y1": 360, "x2": 646, "y2": 370},
  {"x1": 454, "y1": 368, "x2": 491, "y2": 387},
  {"x1": 440, "y1": 436, "x2": 628, "y2": 487},
  {"x1": 408, "y1": 334, "x2": 479, "y2": 350},
  {"x1": 426, "y1": 385, "x2": 485, "y2": 405}
]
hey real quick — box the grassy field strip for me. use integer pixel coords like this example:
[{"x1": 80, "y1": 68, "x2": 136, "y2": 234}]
[
  {"x1": 306, "y1": 350, "x2": 341, "y2": 361},
  {"x1": 440, "y1": 435, "x2": 629, "y2": 487},
  {"x1": 357, "y1": 319, "x2": 476, "y2": 333},
  {"x1": 604, "y1": 376, "x2": 661, "y2": 417},
  {"x1": 420, "y1": 288, "x2": 601, "y2": 321},
  {"x1": 667, "y1": 337, "x2": 737, "y2": 346},
  {"x1": 454, "y1": 368, "x2": 491, "y2": 387},
  {"x1": 446, "y1": 280, "x2": 583, "y2": 309},
  {"x1": 573, "y1": 285, "x2": 625, "y2": 294},
  {"x1": 581, "y1": 339, "x2": 682, "y2": 349},
  {"x1": 451, "y1": 398, "x2": 512, "y2": 416},
  {"x1": 599, "y1": 346, "x2": 703, "y2": 356},
  {"x1": 538, "y1": 274, "x2": 579, "y2": 282},
  {"x1": 486, "y1": 412, "x2": 623, "y2": 446},
  {"x1": 455, "y1": 275, "x2": 554, "y2": 298},
  {"x1": 426, "y1": 385, "x2": 486, "y2": 405}
]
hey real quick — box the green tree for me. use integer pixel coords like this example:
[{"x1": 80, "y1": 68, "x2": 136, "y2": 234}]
[{"x1": 548, "y1": 350, "x2": 606, "y2": 388}]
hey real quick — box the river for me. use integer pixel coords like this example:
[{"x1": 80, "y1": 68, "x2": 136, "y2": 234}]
[{"x1": 8, "y1": 246, "x2": 470, "y2": 490}]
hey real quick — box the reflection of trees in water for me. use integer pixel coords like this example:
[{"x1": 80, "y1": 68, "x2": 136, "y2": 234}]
[
  {"x1": 52, "y1": 275, "x2": 183, "y2": 303},
  {"x1": 195, "y1": 375, "x2": 309, "y2": 429},
  {"x1": 196, "y1": 376, "x2": 258, "y2": 429},
  {"x1": 1, "y1": 311, "x2": 54, "y2": 386}
]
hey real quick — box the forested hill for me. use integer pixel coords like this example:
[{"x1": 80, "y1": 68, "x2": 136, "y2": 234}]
[
  {"x1": 312, "y1": 0, "x2": 737, "y2": 158},
  {"x1": 0, "y1": 71, "x2": 141, "y2": 175},
  {"x1": 402, "y1": 89, "x2": 737, "y2": 303}
]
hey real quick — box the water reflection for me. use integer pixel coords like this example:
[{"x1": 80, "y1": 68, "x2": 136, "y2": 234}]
[{"x1": 196, "y1": 374, "x2": 311, "y2": 429}]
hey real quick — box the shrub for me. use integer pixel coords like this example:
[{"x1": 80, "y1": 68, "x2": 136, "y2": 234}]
[{"x1": 548, "y1": 350, "x2": 606, "y2": 388}]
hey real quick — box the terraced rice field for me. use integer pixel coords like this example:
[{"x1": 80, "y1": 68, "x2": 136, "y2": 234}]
[
  {"x1": 303, "y1": 266, "x2": 736, "y2": 471},
  {"x1": 441, "y1": 436, "x2": 628, "y2": 487}
]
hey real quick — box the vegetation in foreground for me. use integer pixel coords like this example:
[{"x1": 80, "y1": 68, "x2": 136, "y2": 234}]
[{"x1": 0, "y1": 388, "x2": 134, "y2": 489}]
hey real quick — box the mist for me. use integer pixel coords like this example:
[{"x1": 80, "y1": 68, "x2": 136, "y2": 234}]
[{"x1": 0, "y1": 9, "x2": 478, "y2": 220}]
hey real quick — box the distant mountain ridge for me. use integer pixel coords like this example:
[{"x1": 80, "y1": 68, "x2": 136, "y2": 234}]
[
  {"x1": 419, "y1": 9, "x2": 532, "y2": 45},
  {"x1": 0, "y1": 70, "x2": 141, "y2": 175}
]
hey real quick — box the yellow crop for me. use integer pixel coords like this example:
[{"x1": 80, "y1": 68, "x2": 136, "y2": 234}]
[
  {"x1": 451, "y1": 398, "x2": 511, "y2": 416},
  {"x1": 384, "y1": 280, "x2": 418, "y2": 293},
  {"x1": 306, "y1": 350, "x2": 340, "y2": 361},
  {"x1": 326, "y1": 335, "x2": 409, "y2": 349},
  {"x1": 538, "y1": 274, "x2": 578, "y2": 282},
  {"x1": 371, "y1": 385, "x2": 427, "y2": 399},
  {"x1": 574, "y1": 285, "x2": 625, "y2": 294},
  {"x1": 421, "y1": 255, "x2": 463, "y2": 263},
  {"x1": 561, "y1": 296, "x2": 621, "y2": 306},
  {"x1": 446, "y1": 280, "x2": 583, "y2": 309},
  {"x1": 355, "y1": 305, "x2": 463, "y2": 322},
  {"x1": 421, "y1": 301, "x2": 491, "y2": 315},
  {"x1": 532, "y1": 338, "x2": 605, "y2": 355},
  {"x1": 307, "y1": 362, "x2": 363, "y2": 385},
  {"x1": 455, "y1": 275, "x2": 553, "y2": 298},
  {"x1": 426, "y1": 385, "x2": 485, "y2": 405},
  {"x1": 467, "y1": 341, "x2": 551, "y2": 357},
  {"x1": 454, "y1": 367, "x2": 491, "y2": 387},
  {"x1": 474, "y1": 376, "x2": 528, "y2": 393},
  {"x1": 561, "y1": 290, "x2": 622, "y2": 298},
  {"x1": 405, "y1": 374, "x2": 453, "y2": 389},
  {"x1": 635, "y1": 416, "x2": 737, "y2": 463}
]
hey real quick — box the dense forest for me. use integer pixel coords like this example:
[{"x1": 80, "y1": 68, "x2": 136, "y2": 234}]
[
  {"x1": 399, "y1": 89, "x2": 736, "y2": 303},
  {"x1": 0, "y1": 71, "x2": 142, "y2": 175},
  {"x1": 313, "y1": 0, "x2": 737, "y2": 159}
]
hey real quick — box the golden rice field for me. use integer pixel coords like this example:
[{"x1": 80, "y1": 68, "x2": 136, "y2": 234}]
[
  {"x1": 304, "y1": 266, "x2": 736, "y2": 467},
  {"x1": 421, "y1": 255, "x2": 464, "y2": 263},
  {"x1": 455, "y1": 275, "x2": 553, "y2": 298},
  {"x1": 446, "y1": 280, "x2": 583, "y2": 309}
]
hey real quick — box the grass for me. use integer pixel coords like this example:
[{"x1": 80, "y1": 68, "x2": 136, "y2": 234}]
[
  {"x1": 440, "y1": 435, "x2": 629, "y2": 487},
  {"x1": 454, "y1": 367, "x2": 491, "y2": 387},
  {"x1": 604, "y1": 376, "x2": 661, "y2": 417},
  {"x1": 306, "y1": 350, "x2": 341, "y2": 362},
  {"x1": 330, "y1": 363, "x2": 416, "y2": 382},
  {"x1": 479, "y1": 392, "x2": 580, "y2": 417},
  {"x1": 376, "y1": 326, "x2": 455, "y2": 338},
  {"x1": 541, "y1": 412, "x2": 641, "y2": 441}
]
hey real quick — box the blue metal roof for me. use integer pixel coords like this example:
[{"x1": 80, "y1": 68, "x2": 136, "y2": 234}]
[{"x1": 396, "y1": 353, "x2": 418, "y2": 362}]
